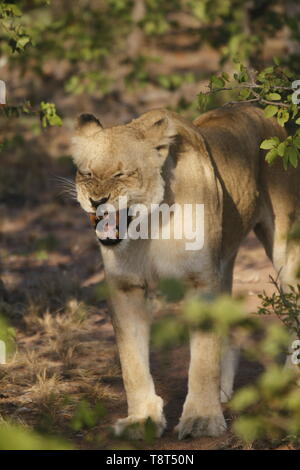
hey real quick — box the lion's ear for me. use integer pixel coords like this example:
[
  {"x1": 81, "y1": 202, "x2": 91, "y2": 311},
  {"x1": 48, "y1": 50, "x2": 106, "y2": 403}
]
[
  {"x1": 140, "y1": 113, "x2": 177, "y2": 159},
  {"x1": 75, "y1": 113, "x2": 103, "y2": 137}
]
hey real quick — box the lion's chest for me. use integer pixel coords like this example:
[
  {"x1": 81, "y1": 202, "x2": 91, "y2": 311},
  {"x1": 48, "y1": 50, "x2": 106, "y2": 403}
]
[
  {"x1": 102, "y1": 237, "x2": 211, "y2": 286},
  {"x1": 148, "y1": 237, "x2": 211, "y2": 281}
]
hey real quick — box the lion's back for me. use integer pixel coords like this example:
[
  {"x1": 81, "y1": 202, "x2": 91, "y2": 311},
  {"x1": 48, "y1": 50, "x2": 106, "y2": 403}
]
[{"x1": 193, "y1": 104, "x2": 299, "y2": 254}]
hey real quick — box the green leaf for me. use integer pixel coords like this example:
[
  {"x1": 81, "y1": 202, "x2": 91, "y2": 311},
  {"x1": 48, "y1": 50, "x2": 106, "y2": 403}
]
[
  {"x1": 294, "y1": 136, "x2": 300, "y2": 149},
  {"x1": 234, "y1": 416, "x2": 263, "y2": 443},
  {"x1": 70, "y1": 400, "x2": 104, "y2": 431},
  {"x1": 283, "y1": 389, "x2": 300, "y2": 411},
  {"x1": 264, "y1": 105, "x2": 278, "y2": 118},
  {"x1": 0, "y1": 423, "x2": 71, "y2": 450},
  {"x1": 260, "y1": 137, "x2": 279, "y2": 150},
  {"x1": 277, "y1": 110, "x2": 289, "y2": 127},
  {"x1": 198, "y1": 92, "x2": 209, "y2": 112},
  {"x1": 261, "y1": 324, "x2": 290, "y2": 357},
  {"x1": 16, "y1": 36, "x2": 30, "y2": 50},
  {"x1": 265, "y1": 148, "x2": 278, "y2": 164},
  {"x1": 48, "y1": 114, "x2": 62, "y2": 127},
  {"x1": 210, "y1": 75, "x2": 225, "y2": 89},
  {"x1": 283, "y1": 153, "x2": 289, "y2": 170},
  {"x1": 159, "y1": 278, "x2": 186, "y2": 302},
  {"x1": 264, "y1": 66, "x2": 274, "y2": 74},
  {"x1": 286, "y1": 145, "x2": 299, "y2": 168},
  {"x1": 221, "y1": 72, "x2": 230, "y2": 82},
  {"x1": 239, "y1": 88, "x2": 251, "y2": 99},
  {"x1": 230, "y1": 387, "x2": 259, "y2": 412},
  {"x1": 151, "y1": 317, "x2": 187, "y2": 350},
  {"x1": 157, "y1": 75, "x2": 171, "y2": 89},
  {"x1": 266, "y1": 92, "x2": 281, "y2": 101},
  {"x1": 277, "y1": 141, "x2": 286, "y2": 157},
  {"x1": 41, "y1": 116, "x2": 47, "y2": 128},
  {"x1": 259, "y1": 366, "x2": 294, "y2": 396}
]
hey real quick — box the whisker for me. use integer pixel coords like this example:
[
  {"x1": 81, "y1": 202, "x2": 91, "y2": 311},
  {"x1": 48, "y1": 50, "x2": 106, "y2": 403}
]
[
  {"x1": 57, "y1": 188, "x2": 78, "y2": 201},
  {"x1": 56, "y1": 186, "x2": 77, "y2": 193},
  {"x1": 53, "y1": 176, "x2": 76, "y2": 188},
  {"x1": 50, "y1": 174, "x2": 78, "y2": 202},
  {"x1": 58, "y1": 187, "x2": 77, "y2": 195}
]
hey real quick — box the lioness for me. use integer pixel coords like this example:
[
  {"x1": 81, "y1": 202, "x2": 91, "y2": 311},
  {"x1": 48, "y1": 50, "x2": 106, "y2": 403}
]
[{"x1": 72, "y1": 105, "x2": 300, "y2": 439}]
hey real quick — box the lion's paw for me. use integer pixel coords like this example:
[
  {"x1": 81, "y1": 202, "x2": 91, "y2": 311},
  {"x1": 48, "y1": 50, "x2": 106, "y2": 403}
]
[
  {"x1": 113, "y1": 414, "x2": 166, "y2": 440},
  {"x1": 175, "y1": 413, "x2": 227, "y2": 440}
]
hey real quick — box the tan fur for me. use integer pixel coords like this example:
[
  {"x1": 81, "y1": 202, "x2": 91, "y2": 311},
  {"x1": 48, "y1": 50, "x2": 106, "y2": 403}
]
[{"x1": 72, "y1": 105, "x2": 300, "y2": 439}]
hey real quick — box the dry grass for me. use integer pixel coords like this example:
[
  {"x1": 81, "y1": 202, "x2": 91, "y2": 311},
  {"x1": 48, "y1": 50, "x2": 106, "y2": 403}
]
[
  {"x1": 27, "y1": 370, "x2": 62, "y2": 413},
  {"x1": 0, "y1": 283, "x2": 121, "y2": 445}
]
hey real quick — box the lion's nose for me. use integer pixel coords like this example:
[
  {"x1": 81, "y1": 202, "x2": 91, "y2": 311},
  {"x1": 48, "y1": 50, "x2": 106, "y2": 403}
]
[{"x1": 89, "y1": 195, "x2": 110, "y2": 209}]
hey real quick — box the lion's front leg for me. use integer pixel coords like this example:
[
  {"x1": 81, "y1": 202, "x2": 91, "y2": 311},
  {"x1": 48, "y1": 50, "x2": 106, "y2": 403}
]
[
  {"x1": 176, "y1": 330, "x2": 226, "y2": 439},
  {"x1": 109, "y1": 282, "x2": 165, "y2": 439}
]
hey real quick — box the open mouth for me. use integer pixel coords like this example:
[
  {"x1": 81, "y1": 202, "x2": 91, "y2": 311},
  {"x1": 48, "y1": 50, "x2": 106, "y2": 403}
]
[{"x1": 88, "y1": 209, "x2": 132, "y2": 246}]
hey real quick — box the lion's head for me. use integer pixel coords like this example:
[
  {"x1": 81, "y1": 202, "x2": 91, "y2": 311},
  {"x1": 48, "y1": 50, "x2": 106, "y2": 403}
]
[{"x1": 72, "y1": 110, "x2": 176, "y2": 245}]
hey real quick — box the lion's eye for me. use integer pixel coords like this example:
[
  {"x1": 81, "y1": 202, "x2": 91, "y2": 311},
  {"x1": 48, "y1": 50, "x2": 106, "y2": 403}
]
[{"x1": 113, "y1": 172, "x2": 124, "y2": 178}]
